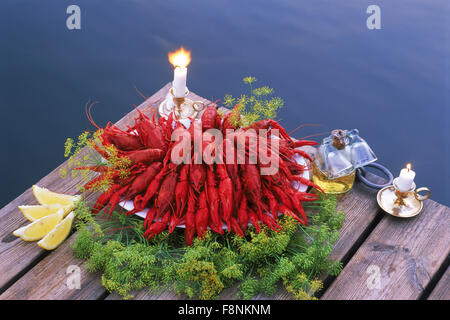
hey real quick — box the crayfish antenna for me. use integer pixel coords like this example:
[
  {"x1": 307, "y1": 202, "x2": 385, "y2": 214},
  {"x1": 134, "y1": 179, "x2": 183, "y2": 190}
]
[
  {"x1": 132, "y1": 104, "x2": 148, "y2": 120},
  {"x1": 296, "y1": 131, "x2": 330, "y2": 140},
  {"x1": 134, "y1": 84, "x2": 148, "y2": 100},
  {"x1": 148, "y1": 108, "x2": 157, "y2": 122},
  {"x1": 206, "y1": 99, "x2": 220, "y2": 107},
  {"x1": 288, "y1": 123, "x2": 322, "y2": 136},
  {"x1": 85, "y1": 100, "x2": 102, "y2": 130}
]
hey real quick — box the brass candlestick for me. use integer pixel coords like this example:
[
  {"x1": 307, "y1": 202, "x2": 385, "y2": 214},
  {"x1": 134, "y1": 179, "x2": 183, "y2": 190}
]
[
  {"x1": 158, "y1": 87, "x2": 205, "y2": 120},
  {"x1": 393, "y1": 182, "x2": 413, "y2": 207},
  {"x1": 377, "y1": 178, "x2": 431, "y2": 218}
]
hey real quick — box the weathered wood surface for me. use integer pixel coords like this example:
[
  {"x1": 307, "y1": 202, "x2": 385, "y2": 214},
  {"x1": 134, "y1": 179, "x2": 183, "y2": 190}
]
[
  {"x1": 322, "y1": 199, "x2": 450, "y2": 300},
  {"x1": 0, "y1": 236, "x2": 106, "y2": 300},
  {"x1": 0, "y1": 84, "x2": 448, "y2": 300}
]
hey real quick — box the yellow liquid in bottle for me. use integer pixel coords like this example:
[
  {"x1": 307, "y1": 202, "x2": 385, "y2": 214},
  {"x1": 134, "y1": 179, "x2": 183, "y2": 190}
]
[{"x1": 312, "y1": 161, "x2": 355, "y2": 194}]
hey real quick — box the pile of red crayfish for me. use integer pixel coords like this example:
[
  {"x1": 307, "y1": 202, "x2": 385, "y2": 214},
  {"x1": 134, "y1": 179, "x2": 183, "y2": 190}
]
[{"x1": 82, "y1": 104, "x2": 323, "y2": 245}]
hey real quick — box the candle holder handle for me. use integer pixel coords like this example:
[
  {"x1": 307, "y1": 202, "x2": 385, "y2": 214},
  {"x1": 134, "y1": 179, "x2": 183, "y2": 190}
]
[
  {"x1": 192, "y1": 100, "x2": 205, "y2": 112},
  {"x1": 414, "y1": 187, "x2": 431, "y2": 201}
]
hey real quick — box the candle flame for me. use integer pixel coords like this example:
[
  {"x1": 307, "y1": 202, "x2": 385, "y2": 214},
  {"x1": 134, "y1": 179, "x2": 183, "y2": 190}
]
[
  {"x1": 168, "y1": 47, "x2": 191, "y2": 68},
  {"x1": 407, "y1": 163, "x2": 412, "y2": 171}
]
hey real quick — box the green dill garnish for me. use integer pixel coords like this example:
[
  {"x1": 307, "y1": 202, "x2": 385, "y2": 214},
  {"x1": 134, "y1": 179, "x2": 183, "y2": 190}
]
[{"x1": 224, "y1": 77, "x2": 284, "y2": 127}]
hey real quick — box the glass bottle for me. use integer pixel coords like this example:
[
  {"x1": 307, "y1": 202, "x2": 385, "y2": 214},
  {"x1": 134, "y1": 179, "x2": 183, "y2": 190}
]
[
  {"x1": 312, "y1": 129, "x2": 356, "y2": 194},
  {"x1": 312, "y1": 129, "x2": 377, "y2": 194}
]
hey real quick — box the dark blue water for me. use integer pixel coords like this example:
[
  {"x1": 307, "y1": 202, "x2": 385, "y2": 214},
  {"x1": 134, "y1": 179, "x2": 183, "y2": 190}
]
[{"x1": 1, "y1": 0, "x2": 449, "y2": 207}]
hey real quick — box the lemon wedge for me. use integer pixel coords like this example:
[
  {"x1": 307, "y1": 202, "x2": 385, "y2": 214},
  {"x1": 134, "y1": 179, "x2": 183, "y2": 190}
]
[
  {"x1": 13, "y1": 208, "x2": 65, "y2": 241},
  {"x1": 37, "y1": 211, "x2": 75, "y2": 250},
  {"x1": 32, "y1": 185, "x2": 81, "y2": 206},
  {"x1": 18, "y1": 204, "x2": 73, "y2": 222}
]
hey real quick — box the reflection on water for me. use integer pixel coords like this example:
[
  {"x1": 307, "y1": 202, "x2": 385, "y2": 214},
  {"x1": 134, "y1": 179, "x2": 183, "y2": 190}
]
[{"x1": 0, "y1": 0, "x2": 448, "y2": 206}]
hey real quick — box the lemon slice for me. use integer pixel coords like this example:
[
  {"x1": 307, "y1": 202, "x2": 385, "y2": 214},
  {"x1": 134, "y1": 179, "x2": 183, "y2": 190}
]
[
  {"x1": 32, "y1": 185, "x2": 81, "y2": 206},
  {"x1": 13, "y1": 209, "x2": 65, "y2": 241},
  {"x1": 18, "y1": 204, "x2": 73, "y2": 222},
  {"x1": 37, "y1": 212, "x2": 75, "y2": 250}
]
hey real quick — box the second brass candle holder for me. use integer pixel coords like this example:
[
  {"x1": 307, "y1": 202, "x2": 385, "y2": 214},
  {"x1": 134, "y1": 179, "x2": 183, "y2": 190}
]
[{"x1": 377, "y1": 178, "x2": 431, "y2": 218}]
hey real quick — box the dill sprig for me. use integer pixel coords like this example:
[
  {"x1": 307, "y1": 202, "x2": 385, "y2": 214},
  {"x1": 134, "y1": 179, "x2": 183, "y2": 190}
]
[
  {"x1": 60, "y1": 129, "x2": 133, "y2": 193},
  {"x1": 224, "y1": 76, "x2": 284, "y2": 127}
]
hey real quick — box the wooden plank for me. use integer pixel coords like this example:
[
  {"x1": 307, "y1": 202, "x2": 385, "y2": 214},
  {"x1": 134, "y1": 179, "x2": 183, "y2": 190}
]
[
  {"x1": 427, "y1": 266, "x2": 450, "y2": 300},
  {"x1": 321, "y1": 199, "x2": 450, "y2": 300},
  {"x1": 106, "y1": 288, "x2": 177, "y2": 300},
  {"x1": 331, "y1": 175, "x2": 386, "y2": 262},
  {"x1": 0, "y1": 83, "x2": 174, "y2": 298},
  {"x1": 105, "y1": 282, "x2": 241, "y2": 300},
  {"x1": 0, "y1": 236, "x2": 106, "y2": 300}
]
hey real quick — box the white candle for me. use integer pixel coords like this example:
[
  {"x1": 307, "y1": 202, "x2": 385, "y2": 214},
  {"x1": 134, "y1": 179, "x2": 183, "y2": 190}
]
[
  {"x1": 168, "y1": 47, "x2": 191, "y2": 98},
  {"x1": 396, "y1": 163, "x2": 415, "y2": 192},
  {"x1": 173, "y1": 66, "x2": 187, "y2": 98}
]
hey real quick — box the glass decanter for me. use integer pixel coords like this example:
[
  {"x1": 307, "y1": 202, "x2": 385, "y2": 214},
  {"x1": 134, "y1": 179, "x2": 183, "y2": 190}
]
[{"x1": 312, "y1": 129, "x2": 377, "y2": 194}]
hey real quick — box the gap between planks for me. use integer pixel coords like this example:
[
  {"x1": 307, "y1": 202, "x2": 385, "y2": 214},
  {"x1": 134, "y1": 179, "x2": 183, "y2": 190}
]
[{"x1": 422, "y1": 254, "x2": 449, "y2": 300}]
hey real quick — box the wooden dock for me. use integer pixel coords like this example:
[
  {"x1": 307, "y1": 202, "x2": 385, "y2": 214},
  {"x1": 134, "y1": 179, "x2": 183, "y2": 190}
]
[{"x1": 0, "y1": 84, "x2": 448, "y2": 300}]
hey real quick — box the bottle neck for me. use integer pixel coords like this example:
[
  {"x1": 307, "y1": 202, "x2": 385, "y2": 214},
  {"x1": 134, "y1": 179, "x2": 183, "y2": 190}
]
[{"x1": 331, "y1": 129, "x2": 347, "y2": 149}]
